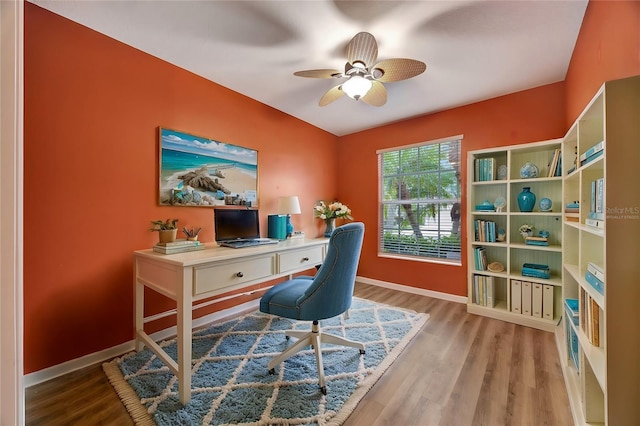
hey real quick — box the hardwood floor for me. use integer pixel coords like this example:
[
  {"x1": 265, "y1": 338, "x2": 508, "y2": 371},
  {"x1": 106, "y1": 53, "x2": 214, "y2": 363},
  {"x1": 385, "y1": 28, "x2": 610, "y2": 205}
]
[{"x1": 25, "y1": 282, "x2": 573, "y2": 425}]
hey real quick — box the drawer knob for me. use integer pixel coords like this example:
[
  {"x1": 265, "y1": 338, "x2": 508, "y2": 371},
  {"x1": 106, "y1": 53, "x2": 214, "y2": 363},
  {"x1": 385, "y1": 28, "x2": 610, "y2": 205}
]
[
  {"x1": 302, "y1": 257, "x2": 309, "y2": 262},
  {"x1": 236, "y1": 272, "x2": 244, "y2": 278}
]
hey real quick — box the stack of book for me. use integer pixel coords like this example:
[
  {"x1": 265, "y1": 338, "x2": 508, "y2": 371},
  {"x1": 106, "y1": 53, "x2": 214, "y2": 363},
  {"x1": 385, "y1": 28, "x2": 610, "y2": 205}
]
[
  {"x1": 474, "y1": 219, "x2": 497, "y2": 242},
  {"x1": 473, "y1": 246, "x2": 488, "y2": 271},
  {"x1": 580, "y1": 141, "x2": 604, "y2": 167},
  {"x1": 585, "y1": 262, "x2": 604, "y2": 295},
  {"x1": 564, "y1": 202, "x2": 580, "y2": 222},
  {"x1": 525, "y1": 235, "x2": 549, "y2": 246},
  {"x1": 153, "y1": 239, "x2": 205, "y2": 254},
  {"x1": 521, "y1": 263, "x2": 550, "y2": 279}
]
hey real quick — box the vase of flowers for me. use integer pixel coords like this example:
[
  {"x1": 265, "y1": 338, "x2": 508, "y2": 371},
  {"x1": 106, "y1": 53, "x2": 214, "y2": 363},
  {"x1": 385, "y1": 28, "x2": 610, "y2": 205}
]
[{"x1": 314, "y1": 201, "x2": 353, "y2": 237}]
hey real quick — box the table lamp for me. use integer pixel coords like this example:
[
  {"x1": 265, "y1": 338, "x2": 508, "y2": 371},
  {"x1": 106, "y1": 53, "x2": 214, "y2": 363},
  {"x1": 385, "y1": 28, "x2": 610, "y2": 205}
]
[{"x1": 277, "y1": 196, "x2": 301, "y2": 238}]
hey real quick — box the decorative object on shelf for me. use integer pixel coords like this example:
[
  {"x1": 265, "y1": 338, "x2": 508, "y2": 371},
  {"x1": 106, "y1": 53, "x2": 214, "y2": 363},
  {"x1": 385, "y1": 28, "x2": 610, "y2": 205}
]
[
  {"x1": 497, "y1": 228, "x2": 506, "y2": 242},
  {"x1": 519, "y1": 223, "x2": 533, "y2": 240},
  {"x1": 475, "y1": 200, "x2": 496, "y2": 211},
  {"x1": 182, "y1": 226, "x2": 202, "y2": 241},
  {"x1": 539, "y1": 197, "x2": 553, "y2": 212},
  {"x1": 538, "y1": 230, "x2": 550, "y2": 239},
  {"x1": 519, "y1": 161, "x2": 539, "y2": 179},
  {"x1": 497, "y1": 164, "x2": 508, "y2": 180},
  {"x1": 493, "y1": 196, "x2": 506, "y2": 212},
  {"x1": 517, "y1": 187, "x2": 536, "y2": 212},
  {"x1": 150, "y1": 219, "x2": 179, "y2": 243},
  {"x1": 314, "y1": 200, "x2": 353, "y2": 237},
  {"x1": 488, "y1": 261, "x2": 505, "y2": 273},
  {"x1": 277, "y1": 196, "x2": 302, "y2": 238}
]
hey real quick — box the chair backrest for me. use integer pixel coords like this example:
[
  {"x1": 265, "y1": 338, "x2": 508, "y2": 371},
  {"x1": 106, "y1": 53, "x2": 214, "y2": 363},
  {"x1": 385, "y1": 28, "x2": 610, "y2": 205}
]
[{"x1": 298, "y1": 222, "x2": 365, "y2": 320}]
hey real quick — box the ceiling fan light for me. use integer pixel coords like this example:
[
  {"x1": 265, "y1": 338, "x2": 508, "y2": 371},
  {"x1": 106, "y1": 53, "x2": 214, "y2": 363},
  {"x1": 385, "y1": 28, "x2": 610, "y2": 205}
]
[{"x1": 342, "y1": 75, "x2": 372, "y2": 100}]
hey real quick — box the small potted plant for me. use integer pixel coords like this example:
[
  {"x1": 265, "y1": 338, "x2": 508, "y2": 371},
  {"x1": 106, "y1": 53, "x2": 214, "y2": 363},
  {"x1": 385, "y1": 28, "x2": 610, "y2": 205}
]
[{"x1": 150, "y1": 219, "x2": 179, "y2": 243}]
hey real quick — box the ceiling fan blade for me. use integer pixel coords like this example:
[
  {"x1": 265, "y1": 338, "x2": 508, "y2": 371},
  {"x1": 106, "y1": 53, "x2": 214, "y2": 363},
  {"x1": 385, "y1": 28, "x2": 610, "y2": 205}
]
[
  {"x1": 319, "y1": 85, "x2": 345, "y2": 106},
  {"x1": 346, "y1": 32, "x2": 378, "y2": 67},
  {"x1": 294, "y1": 69, "x2": 343, "y2": 79},
  {"x1": 361, "y1": 81, "x2": 387, "y2": 107},
  {"x1": 371, "y1": 59, "x2": 427, "y2": 82}
]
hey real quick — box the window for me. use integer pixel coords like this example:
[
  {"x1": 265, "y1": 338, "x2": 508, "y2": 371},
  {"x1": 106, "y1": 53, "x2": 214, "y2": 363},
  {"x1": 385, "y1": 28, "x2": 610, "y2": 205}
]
[{"x1": 378, "y1": 136, "x2": 462, "y2": 264}]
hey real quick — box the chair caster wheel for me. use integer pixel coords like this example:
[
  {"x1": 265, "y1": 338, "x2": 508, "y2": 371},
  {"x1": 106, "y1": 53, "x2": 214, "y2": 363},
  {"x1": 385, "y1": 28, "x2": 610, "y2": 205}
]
[
  {"x1": 359, "y1": 349, "x2": 365, "y2": 355},
  {"x1": 269, "y1": 368, "x2": 275, "y2": 375},
  {"x1": 320, "y1": 386, "x2": 327, "y2": 395}
]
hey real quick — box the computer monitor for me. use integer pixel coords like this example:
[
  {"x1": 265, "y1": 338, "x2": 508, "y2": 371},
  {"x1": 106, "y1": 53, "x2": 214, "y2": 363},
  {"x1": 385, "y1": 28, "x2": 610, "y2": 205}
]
[{"x1": 214, "y1": 208, "x2": 260, "y2": 243}]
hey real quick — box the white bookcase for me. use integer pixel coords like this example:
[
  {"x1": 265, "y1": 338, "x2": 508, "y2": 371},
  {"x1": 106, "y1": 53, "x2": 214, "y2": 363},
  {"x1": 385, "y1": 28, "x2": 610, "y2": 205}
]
[
  {"x1": 557, "y1": 76, "x2": 640, "y2": 425},
  {"x1": 467, "y1": 138, "x2": 563, "y2": 332}
]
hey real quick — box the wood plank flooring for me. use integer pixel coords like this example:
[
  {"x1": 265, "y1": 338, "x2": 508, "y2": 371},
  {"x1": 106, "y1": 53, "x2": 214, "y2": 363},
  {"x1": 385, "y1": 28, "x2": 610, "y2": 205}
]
[{"x1": 25, "y1": 282, "x2": 574, "y2": 425}]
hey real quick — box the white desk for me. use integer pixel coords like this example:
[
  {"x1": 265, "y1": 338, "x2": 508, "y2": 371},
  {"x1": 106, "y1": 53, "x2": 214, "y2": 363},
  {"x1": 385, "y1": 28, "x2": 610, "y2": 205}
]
[{"x1": 133, "y1": 238, "x2": 329, "y2": 404}]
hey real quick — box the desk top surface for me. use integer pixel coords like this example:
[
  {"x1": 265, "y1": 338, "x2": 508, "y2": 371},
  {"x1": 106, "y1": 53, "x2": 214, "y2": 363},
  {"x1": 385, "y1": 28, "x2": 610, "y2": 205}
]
[{"x1": 134, "y1": 238, "x2": 329, "y2": 266}]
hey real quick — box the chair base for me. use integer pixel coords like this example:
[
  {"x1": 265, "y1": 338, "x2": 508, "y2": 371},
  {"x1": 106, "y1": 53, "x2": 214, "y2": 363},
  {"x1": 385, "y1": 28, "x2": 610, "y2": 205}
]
[{"x1": 268, "y1": 320, "x2": 365, "y2": 395}]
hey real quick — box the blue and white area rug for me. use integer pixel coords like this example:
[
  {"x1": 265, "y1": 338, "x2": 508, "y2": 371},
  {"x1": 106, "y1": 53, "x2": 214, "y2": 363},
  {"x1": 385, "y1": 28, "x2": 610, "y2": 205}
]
[{"x1": 103, "y1": 297, "x2": 429, "y2": 426}]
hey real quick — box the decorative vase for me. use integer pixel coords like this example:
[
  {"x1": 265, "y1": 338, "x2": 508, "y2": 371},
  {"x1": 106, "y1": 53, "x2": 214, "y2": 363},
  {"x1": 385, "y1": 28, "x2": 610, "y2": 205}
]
[
  {"x1": 521, "y1": 231, "x2": 532, "y2": 241},
  {"x1": 158, "y1": 229, "x2": 178, "y2": 243},
  {"x1": 517, "y1": 187, "x2": 536, "y2": 212},
  {"x1": 324, "y1": 218, "x2": 336, "y2": 238}
]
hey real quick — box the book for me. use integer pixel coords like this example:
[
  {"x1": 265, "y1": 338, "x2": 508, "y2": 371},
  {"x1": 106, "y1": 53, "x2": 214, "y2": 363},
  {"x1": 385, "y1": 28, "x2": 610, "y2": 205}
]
[
  {"x1": 580, "y1": 149, "x2": 604, "y2": 166},
  {"x1": 153, "y1": 244, "x2": 205, "y2": 254},
  {"x1": 525, "y1": 236, "x2": 548, "y2": 241},
  {"x1": 547, "y1": 148, "x2": 560, "y2": 177},
  {"x1": 542, "y1": 284, "x2": 554, "y2": 320},
  {"x1": 587, "y1": 262, "x2": 604, "y2": 281},
  {"x1": 579, "y1": 140, "x2": 604, "y2": 163},
  {"x1": 595, "y1": 177, "x2": 604, "y2": 214},
  {"x1": 585, "y1": 269, "x2": 605, "y2": 295},
  {"x1": 525, "y1": 240, "x2": 549, "y2": 246},
  {"x1": 156, "y1": 239, "x2": 200, "y2": 247}
]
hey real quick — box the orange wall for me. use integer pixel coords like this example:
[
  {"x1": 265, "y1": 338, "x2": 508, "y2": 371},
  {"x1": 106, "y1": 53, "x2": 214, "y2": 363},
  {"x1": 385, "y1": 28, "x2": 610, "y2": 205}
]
[
  {"x1": 565, "y1": 1, "x2": 640, "y2": 125},
  {"x1": 338, "y1": 83, "x2": 566, "y2": 296},
  {"x1": 23, "y1": 1, "x2": 640, "y2": 373},
  {"x1": 23, "y1": 4, "x2": 338, "y2": 373}
]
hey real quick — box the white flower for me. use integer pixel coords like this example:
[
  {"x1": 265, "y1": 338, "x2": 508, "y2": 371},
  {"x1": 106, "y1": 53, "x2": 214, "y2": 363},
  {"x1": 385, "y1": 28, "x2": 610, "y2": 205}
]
[{"x1": 314, "y1": 200, "x2": 353, "y2": 221}]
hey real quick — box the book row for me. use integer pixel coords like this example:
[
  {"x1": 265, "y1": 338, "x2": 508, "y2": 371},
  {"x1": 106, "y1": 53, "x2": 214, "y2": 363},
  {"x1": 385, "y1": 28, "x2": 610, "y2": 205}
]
[
  {"x1": 511, "y1": 279, "x2": 554, "y2": 320},
  {"x1": 474, "y1": 158, "x2": 498, "y2": 181},
  {"x1": 471, "y1": 275, "x2": 495, "y2": 307},
  {"x1": 473, "y1": 219, "x2": 498, "y2": 242},
  {"x1": 547, "y1": 148, "x2": 562, "y2": 177},
  {"x1": 580, "y1": 287, "x2": 602, "y2": 347}
]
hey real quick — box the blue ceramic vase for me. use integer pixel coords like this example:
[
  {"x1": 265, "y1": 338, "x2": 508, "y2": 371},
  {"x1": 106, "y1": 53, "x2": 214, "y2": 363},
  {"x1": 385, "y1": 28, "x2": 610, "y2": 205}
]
[{"x1": 517, "y1": 187, "x2": 536, "y2": 212}]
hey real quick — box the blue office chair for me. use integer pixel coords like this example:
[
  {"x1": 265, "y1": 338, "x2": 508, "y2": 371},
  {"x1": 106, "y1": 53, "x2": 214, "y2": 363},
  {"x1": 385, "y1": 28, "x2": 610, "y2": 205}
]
[{"x1": 260, "y1": 222, "x2": 365, "y2": 394}]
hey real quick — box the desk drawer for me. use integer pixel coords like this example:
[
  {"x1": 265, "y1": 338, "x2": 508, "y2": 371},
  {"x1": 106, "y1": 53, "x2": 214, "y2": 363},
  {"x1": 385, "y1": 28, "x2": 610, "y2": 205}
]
[
  {"x1": 278, "y1": 246, "x2": 324, "y2": 274},
  {"x1": 193, "y1": 254, "x2": 275, "y2": 295}
]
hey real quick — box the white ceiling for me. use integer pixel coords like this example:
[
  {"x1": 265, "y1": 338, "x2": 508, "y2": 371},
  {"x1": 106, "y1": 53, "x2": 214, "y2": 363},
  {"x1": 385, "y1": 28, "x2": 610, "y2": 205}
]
[{"x1": 31, "y1": 0, "x2": 588, "y2": 136}]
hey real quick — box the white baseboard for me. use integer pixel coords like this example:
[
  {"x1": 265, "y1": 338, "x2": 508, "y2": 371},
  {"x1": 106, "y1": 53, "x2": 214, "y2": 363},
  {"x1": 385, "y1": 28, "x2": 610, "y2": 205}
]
[
  {"x1": 24, "y1": 299, "x2": 260, "y2": 388},
  {"x1": 25, "y1": 279, "x2": 465, "y2": 387},
  {"x1": 356, "y1": 276, "x2": 468, "y2": 304}
]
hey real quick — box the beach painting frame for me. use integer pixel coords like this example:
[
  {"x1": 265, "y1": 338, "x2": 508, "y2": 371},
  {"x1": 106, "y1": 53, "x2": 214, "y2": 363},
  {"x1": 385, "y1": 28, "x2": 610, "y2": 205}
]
[{"x1": 159, "y1": 128, "x2": 258, "y2": 207}]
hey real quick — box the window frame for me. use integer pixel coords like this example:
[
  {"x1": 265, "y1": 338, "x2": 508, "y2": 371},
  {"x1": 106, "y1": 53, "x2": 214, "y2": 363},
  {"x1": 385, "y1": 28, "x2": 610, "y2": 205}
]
[{"x1": 377, "y1": 135, "x2": 463, "y2": 265}]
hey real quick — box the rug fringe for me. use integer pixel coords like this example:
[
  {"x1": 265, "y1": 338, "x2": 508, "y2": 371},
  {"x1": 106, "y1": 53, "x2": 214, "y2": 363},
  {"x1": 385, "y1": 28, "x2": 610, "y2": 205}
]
[
  {"x1": 103, "y1": 358, "x2": 156, "y2": 426},
  {"x1": 326, "y1": 313, "x2": 430, "y2": 426}
]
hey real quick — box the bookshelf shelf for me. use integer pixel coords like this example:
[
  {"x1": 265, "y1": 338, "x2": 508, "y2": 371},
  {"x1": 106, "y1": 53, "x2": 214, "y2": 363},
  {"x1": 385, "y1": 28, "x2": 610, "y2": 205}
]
[
  {"x1": 557, "y1": 76, "x2": 640, "y2": 425},
  {"x1": 467, "y1": 138, "x2": 563, "y2": 332}
]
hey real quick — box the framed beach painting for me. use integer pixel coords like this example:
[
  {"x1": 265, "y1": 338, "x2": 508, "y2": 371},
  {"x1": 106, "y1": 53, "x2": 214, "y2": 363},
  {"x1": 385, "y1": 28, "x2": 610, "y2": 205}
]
[{"x1": 158, "y1": 128, "x2": 258, "y2": 207}]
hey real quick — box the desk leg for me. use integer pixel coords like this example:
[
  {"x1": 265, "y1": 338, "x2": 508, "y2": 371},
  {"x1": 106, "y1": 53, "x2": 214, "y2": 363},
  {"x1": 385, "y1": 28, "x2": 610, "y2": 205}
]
[
  {"x1": 134, "y1": 279, "x2": 144, "y2": 352},
  {"x1": 177, "y1": 270, "x2": 192, "y2": 404}
]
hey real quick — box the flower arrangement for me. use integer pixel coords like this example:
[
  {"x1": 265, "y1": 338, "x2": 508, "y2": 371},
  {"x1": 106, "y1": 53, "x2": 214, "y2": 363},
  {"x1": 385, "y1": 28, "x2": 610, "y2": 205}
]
[
  {"x1": 314, "y1": 201, "x2": 353, "y2": 221},
  {"x1": 519, "y1": 224, "x2": 533, "y2": 234}
]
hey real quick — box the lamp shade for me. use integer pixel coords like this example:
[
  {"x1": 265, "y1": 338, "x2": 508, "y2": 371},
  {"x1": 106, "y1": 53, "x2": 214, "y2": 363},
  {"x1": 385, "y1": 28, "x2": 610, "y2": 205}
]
[
  {"x1": 277, "y1": 196, "x2": 301, "y2": 215},
  {"x1": 342, "y1": 75, "x2": 372, "y2": 100}
]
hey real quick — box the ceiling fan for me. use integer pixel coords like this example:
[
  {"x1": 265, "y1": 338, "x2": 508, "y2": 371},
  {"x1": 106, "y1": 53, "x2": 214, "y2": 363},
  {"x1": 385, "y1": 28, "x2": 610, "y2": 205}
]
[{"x1": 294, "y1": 32, "x2": 426, "y2": 107}]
